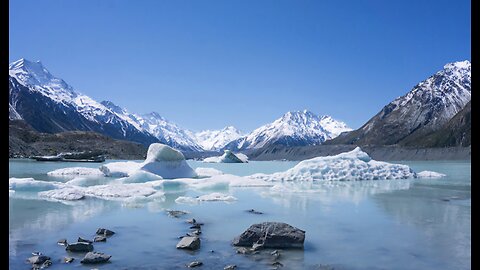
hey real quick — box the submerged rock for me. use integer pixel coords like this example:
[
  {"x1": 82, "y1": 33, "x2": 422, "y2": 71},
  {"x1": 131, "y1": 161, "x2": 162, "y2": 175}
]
[
  {"x1": 80, "y1": 252, "x2": 112, "y2": 264},
  {"x1": 94, "y1": 235, "x2": 107, "y2": 242},
  {"x1": 187, "y1": 260, "x2": 203, "y2": 268},
  {"x1": 233, "y1": 222, "x2": 305, "y2": 248},
  {"x1": 166, "y1": 210, "x2": 189, "y2": 218},
  {"x1": 96, "y1": 228, "x2": 115, "y2": 236},
  {"x1": 176, "y1": 236, "x2": 201, "y2": 250},
  {"x1": 65, "y1": 242, "x2": 94, "y2": 252},
  {"x1": 246, "y1": 209, "x2": 264, "y2": 214},
  {"x1": 27, "y1": 255, "x2": 50, "y2": 265}
]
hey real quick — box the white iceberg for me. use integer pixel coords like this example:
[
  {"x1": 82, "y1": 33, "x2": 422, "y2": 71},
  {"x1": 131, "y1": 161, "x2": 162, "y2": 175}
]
[
  {"x1": 203, "y1": 150, "x2": 248, "y2": 163},
  {"x1": 248, "y1": 147, "x2": 417, "y2": 181},
  {"x1": 139, "y1": 143, "x2": 197, "y2": 178},
  {"x1": 417, "y1": 171, "x2": 446, "y2": 178},
  {"x1": 9, "y1": 178, "x2": 64, "y2": 191},
  {"x1": 99, "y1": 144, "x2": 197, "y2": 179},
  {"x1": 175, "y1": 192, "x2": 237, "y2": 204},
  {"x1": 99, "y1": 161, "x2": 142, "y2": 177},
  {"x1": 47, "y1": 167, "x2": 104, "y2": 177}
]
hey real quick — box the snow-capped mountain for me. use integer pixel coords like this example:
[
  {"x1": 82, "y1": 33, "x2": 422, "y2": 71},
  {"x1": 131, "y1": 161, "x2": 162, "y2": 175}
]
[
  {"x1": 195, "y1": 126, "x2": 244, "y2": 150},
  {"x1": 329, "y1": 60, "x2": 471, "y2": 146},
  {"x1": 8, "y1": 58, "x2": 202, "y2": 151},
  {"x1": 224, "y1": 110, "x2": 351, "y2": 150}
]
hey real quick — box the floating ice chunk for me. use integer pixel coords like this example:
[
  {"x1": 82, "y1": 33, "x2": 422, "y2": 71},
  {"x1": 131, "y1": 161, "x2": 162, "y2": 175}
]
[
  {"x1": 99, "y1": 161, "x2": 142, "y2": 177},
  {"x1": 65, "y1": 177, "x2": 111, "y2": 187},
  {"x1": 39, "y1": 187, "x2": 85, "y2": 201},
  {"x1": 195, "y1": 167, "x2": 224, "y2": 177},
  {"x1": 175, "y1": 192, "x2": 237, "y2": 204},
  {"x1": 9, "y1": 178, "x2": 64, "y2": 191},
  {"x1": 47, "y1": 167, "x2": 104, "y2": 177},
  {"x1": 83, "y1": 183, "x2": 158, "y2": 199},
  {"x1": 203, "y1": 150, "x2": 248, "y2": 163},
  {"x1": 139, "y1": 143, "x2": 197, "y2": 179},
  {"x1": 417, "y1": 171, "x2": 446, "y2": 178},
  {"x1": 248, "y1": 147, "x2": 416, "y2": 181},
  {"x1": 117, "y1": 171, "x2": 163, "y2": 184}
]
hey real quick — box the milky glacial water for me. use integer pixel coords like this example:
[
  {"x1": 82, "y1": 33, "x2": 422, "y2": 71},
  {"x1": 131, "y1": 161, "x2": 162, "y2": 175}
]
[{"x1": 9, "y1": 159, "x2": 470, "y2": 270}]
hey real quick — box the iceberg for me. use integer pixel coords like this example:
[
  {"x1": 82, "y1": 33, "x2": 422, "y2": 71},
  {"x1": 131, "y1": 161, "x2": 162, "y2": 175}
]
[
  {"x1": 99, "y1": 161, "x2": 142, "y2": 177},
  {"x1": 139, "y1": 143, "x2": 197, "y2": 178},
  {"x1": 203, "y1": 150, "x2": 248, "y2": 163},
  {"x1": 248, "y1": 147, "x2": 417, "y2": 181},
  {"x1": 100, "y1": 144, "x2": 197, "y2": 179}
]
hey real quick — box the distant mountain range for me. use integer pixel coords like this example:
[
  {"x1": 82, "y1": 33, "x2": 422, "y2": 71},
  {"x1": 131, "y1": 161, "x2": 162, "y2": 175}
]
[
  {"x1": 326, "y1": 60, "x2": 471, "y2": 147},
  {"x1": 9, "y1": 58, "x2": 351, "y2": 153},
  {"x1": 224, "y1": 110, "x2": 352, "y2": 150}
]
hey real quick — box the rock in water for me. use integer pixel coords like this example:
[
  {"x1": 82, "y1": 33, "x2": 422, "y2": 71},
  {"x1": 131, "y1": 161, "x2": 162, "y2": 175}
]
[
  {"x1": 94, "y1": 235, "x2": 107, "y2": 242},
  {"x1": 65, "y1": 242, "x2": 94, "y2": 252},
  {"x1": 224, "y1": 265, "x2": 237, "y2": 270},
  {"x1": 166, "y1": 210, "x2": 189, "y2": 218},
  {"x1": 63, "y1": 257, "x2": 75, "y2": 263},
  {"x1": 187, "y1": 261, "x2": 203, "y2": 267},
  {"x1": 57, "y1": 239, "x2": 68, "y2": 246},
  {"x1": 80, "y1": 252, "x2": 112, "y2": 264},
  {"x1": 176, "y1": 236, "x2": 201, "y2": 250},
  {"x1": 233, "y1": 222, "x2": 305, "y2": 248},
  {"x1": 77, "y1": 237, "x2": 93, "y2": 244},
  {"x1": 139, "y1": 143, "x2": 197, "y2": 178},
  {"x1": 27, "y1": 255, "x2": 50, "y2": 264},
  {"x1": 96, "y1": 228, "x2": 115, "y2": 236}
]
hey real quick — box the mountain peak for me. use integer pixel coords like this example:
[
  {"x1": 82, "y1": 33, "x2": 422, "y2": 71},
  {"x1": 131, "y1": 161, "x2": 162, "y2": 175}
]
[{"x1": 444, "y1": 60, "x2": 470, "y2": 70}]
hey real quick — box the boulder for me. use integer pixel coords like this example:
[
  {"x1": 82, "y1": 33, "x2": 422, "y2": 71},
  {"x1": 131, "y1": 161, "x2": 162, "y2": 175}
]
[
  {"x1": 80, "y1": 252, "x2": 111, "y2": 264},
  {"x1": 94, "y1": 235, "x2": 107, "y2": 242},
  {"x1": 96, "y1": 228, "x2": 115, "y2": 236},
  {"x1": 65, "y1": 242, "x2": 94, "y2": 252},
  {"x1": 63, "y1": 257, "x2": 75, "y2": 263},
  {"x1": 233, "y1": 222, "x2": 305, "y2": 248},
  {"x1": 176, "y1": 236, "x2": 201, "y2": 250}
]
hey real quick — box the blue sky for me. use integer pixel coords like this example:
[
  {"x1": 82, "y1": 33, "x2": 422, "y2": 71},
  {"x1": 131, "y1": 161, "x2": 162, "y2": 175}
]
[{"x1": 9, "y1": 0, "x2": 470, "y2": 132}]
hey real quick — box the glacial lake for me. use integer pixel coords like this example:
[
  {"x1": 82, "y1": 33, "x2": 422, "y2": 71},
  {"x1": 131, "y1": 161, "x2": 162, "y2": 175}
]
[{"x1": 9, "y1": 159, "x2": 470, "y2": 270}]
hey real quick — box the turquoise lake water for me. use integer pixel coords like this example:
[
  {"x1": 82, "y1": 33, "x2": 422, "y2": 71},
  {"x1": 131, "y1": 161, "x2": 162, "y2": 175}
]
[{"x1": 9, "y1": 159, "x2": 470, "y2": 270}]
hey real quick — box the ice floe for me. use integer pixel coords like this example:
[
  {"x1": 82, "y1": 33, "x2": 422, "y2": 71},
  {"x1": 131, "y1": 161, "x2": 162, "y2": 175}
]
[
  {"x1": 195, "y1": 167, "x2": 224, "y2": 177},
  {"x1": 175, "y1": 192, "x2": 237, "y2": 204},
  {"x1": 9, "y1": 178, "x2": 64, "y2": 191},
  {"x1": 417, "y1": 171, "x2": 446, "y2": 178},
  {"x1": 99, "y1": 161, "x2": 142, "y2": 177},
  {"x1": 47, "y1": 167, "x2": 104, "y2": 177},
  {"x1": 248, "y1": 147, "x2": 417, "y2": 181}
]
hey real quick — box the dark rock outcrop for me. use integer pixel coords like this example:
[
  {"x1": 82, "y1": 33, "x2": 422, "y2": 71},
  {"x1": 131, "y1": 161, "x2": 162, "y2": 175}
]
[{"x1": 233, "y1": 222, "x2": 305, "y2": 248}]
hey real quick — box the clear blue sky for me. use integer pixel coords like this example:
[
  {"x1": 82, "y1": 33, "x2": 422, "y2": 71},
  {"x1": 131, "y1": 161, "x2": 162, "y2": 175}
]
[{"x1": 9, "y1": 0, "x2": 470, "y2": 132}]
